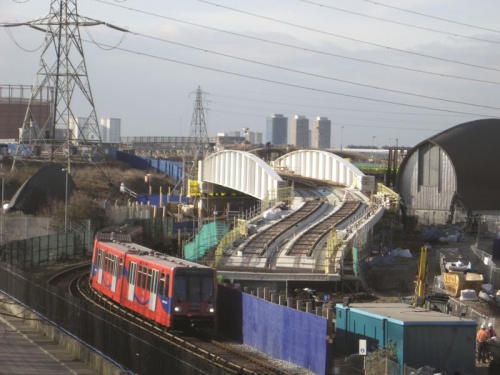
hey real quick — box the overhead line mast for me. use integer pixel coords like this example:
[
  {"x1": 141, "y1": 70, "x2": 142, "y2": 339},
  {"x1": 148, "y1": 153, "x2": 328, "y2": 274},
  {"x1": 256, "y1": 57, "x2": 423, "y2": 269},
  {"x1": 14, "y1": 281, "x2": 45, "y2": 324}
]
[{"x1": 6, "y1": 0, "x2": 127, "y2": 174}]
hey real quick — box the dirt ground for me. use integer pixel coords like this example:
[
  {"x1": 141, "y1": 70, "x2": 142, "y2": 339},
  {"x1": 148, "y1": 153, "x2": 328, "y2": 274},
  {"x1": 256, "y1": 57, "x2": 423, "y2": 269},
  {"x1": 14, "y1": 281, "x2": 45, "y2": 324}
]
[{"x1": 363, "y1": 238, "x2": 499, "y2": 374}]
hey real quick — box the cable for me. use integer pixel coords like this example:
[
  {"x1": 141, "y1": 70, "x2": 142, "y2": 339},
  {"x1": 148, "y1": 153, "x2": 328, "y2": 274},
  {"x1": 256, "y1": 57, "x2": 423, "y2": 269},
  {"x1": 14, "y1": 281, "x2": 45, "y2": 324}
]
[
  {"x1": 207, "y1": 92, "x2": 469, "y2": 117},
  {"x1": 97, "y1": 30, "x2": 500, "y2": 112},
  {"x1": 358, "y1": 0, "x2": 500, "y2": 35},
  {"x1": 91, "y1": 0, "x2": 500, "y2": 84},
  {"x1": 3, "y1": 27, "x2": 44, "y2": 53},
  {"x1": 83, "y1": 38, "x2": 500, "y2": 119},
  {"x1": 300, "y1": 0, "x2": 500, "y2": 46},
  {"x1": 195, "y1": 0, "x2": 500, "y2": 73}
]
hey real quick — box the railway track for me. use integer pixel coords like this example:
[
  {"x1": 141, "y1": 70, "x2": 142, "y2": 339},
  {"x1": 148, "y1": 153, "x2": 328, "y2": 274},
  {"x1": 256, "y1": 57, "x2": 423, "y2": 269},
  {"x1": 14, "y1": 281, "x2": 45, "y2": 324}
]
[
  {"x1": 47, "y1": 262, "x2": 91, "y2": 296},
  {"x1": 243, "y1": 199, "x2": 324, "y2": 256},
  {"x1": 75, "y1": 277, "x2": 293, "y2": 375},
  {"x1": 286, "y1": 201, "x2": 362, "y2": 257}
]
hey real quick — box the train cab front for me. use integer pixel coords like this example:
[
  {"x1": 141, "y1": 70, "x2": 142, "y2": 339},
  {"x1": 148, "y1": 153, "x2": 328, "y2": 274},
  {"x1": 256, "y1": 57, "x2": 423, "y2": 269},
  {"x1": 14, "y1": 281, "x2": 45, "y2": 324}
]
[{"x1": 172, "y1": 301, "x2": 216, "y2": 330}]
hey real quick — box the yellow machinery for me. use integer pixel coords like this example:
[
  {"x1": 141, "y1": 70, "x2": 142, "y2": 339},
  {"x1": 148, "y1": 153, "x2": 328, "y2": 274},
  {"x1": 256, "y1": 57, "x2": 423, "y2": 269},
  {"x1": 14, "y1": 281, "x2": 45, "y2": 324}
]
[{"x1": 413, "y1": 246, "x2": 428, "y2": 307}]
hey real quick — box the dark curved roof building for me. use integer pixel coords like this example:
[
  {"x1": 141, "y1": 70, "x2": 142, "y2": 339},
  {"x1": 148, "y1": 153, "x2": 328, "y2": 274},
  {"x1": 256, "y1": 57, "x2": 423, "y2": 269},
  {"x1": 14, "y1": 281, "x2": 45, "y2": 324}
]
[
  {"x1": 6, "y1": 163, "x2": 76, "y2": 215},
  {"x1": 396, "y1": 118, "x2": 500, "y2": 226}
]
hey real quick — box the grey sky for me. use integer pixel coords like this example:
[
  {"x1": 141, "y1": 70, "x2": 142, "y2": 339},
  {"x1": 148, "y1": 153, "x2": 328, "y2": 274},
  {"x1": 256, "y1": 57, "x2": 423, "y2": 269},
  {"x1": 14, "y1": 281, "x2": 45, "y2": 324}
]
[{"x1": 2, "y1": 0, "x2": 500, "y2": 148}]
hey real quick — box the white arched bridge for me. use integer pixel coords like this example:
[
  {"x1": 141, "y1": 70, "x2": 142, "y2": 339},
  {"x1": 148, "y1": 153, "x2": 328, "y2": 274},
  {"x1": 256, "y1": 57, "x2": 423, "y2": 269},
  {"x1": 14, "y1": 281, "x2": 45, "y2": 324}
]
[{"x1": 201, "y1": 149, "x2": 373, "y2": 200}]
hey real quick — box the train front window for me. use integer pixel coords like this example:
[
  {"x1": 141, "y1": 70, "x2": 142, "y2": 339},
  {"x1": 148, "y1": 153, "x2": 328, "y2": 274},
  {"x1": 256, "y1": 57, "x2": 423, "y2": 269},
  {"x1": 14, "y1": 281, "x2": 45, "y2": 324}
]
[{"x1": 174, "y1": 269, "x2": 214, "y2": 302}]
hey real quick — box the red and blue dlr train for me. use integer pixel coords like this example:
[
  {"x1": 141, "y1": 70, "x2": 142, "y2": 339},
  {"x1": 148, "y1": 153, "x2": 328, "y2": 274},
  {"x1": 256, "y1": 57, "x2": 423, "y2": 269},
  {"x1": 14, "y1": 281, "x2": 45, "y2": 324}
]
[{"x1": 90, "y1": 231, "x2": 217, "y2": 330}]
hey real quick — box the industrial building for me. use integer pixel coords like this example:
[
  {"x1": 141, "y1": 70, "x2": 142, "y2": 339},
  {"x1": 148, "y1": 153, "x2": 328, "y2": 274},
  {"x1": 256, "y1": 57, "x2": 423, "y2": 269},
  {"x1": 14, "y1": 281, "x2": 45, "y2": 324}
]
[
  {"x1": 335, "y1": 302, "x2": 476, "y2": 374},
  {"x1": 0, "y1": 84, "x2": 51, "y2": 141},
  {"x1": 397, "y1": 118, "x2": 500, "y2": 226}
]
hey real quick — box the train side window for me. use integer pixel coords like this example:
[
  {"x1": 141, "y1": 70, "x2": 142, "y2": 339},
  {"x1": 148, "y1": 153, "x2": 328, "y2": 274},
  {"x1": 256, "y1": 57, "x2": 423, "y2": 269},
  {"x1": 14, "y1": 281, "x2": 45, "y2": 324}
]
[
  {"x1": 138, "y1": 266, "x2": 148, "y2": 289},
  {"x1": 96, "y1": 250, "x2": 102, "y2": 268},
  {"x1": 118, "y1": 258, "x2": 123, "y2": 277},
  {"x1": 137, "y1": 265, "x2": 143, "y2": 288},
  {"x1": 158, "y1": 273, "x2": 165, "y2": 295}
]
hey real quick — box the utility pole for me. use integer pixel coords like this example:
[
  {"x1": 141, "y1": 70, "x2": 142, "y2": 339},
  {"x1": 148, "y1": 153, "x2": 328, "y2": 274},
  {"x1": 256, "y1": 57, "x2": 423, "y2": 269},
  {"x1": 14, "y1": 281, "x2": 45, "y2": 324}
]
[{"x1": 3, "y1": 0, "x2": 127, "y2": 172}]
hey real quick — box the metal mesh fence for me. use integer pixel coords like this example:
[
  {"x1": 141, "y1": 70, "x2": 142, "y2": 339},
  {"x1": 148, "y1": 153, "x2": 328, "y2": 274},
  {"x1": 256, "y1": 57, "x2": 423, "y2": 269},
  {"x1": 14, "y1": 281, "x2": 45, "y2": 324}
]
[
  {"x1": 0, "y1": 262, "x2": 225, "y2": 375},
  {"x1": 0, "y1": 231, "x2": 94, "y2": 270}
]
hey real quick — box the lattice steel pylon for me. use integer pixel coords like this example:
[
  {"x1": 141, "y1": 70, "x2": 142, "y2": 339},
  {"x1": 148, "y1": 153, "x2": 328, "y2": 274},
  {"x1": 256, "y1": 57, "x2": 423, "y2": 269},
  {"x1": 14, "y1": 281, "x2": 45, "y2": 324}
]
[
  {"x1": 189, "y1": 86, "x2": 210, "y2": 152},
  {"x1": 9, "y1": 0, "x2": 116, "y2": 171},
  {"x1": 185, "y1": 86, "x2": 210, "y2": 183}
]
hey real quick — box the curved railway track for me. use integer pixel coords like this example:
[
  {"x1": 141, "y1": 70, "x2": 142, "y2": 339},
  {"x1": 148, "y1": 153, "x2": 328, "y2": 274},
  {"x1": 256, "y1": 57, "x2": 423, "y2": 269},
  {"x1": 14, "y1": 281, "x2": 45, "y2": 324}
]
[
  {"x1": 47, "y1": 262, "x2": 91, "y2": 296},
  {"x1": 243, "y1": 199, "x2": 324, "y2": 256},
  {"x1": 74, "y1": 276, "x2": 293, "y2": 375},
  {"x1": 286, "y1": 201, "x2": 362, "y2": 256}
]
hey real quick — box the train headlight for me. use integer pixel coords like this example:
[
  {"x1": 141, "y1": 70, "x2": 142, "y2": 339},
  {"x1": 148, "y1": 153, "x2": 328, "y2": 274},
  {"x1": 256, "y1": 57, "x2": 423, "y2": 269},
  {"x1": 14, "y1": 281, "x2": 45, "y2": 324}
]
[
  {"x1": 174, "y1": 306, "x2": 182, "y2": 312},
  {"x1": 207, "y1": 307, "x2": 215, "y2": 314}
]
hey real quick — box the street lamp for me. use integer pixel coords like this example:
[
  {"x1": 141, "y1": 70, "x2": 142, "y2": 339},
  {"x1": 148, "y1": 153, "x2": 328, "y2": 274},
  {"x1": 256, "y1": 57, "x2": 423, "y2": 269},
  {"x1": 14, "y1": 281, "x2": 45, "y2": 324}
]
[
  {"x1": 0, "y1": 164, "x2": 4, "y2": 245},
  {"x1": 242, "y1": 127, "x2": 249, "y2": 151},
  {"x1": 341, "y1": 126, "x2": 344, "y2": 151},
  {"x1": 62, "y1": 161, "x2": 70, "y2": 233},
  {"x1": 372, "y1": 136, "x2": 376, "y2": 149}
]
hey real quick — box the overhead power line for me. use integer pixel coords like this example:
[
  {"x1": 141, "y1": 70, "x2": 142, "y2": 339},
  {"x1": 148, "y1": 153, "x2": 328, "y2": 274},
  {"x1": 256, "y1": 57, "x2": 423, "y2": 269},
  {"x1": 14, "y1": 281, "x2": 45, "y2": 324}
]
[
  {"x1": 195, "y1": 0, "x2": 500, "y2": 73},
  {"x1": 91, "y1": 0, "x2": 500, "y2": 86},
  {"x1": 83, "y1": 39, "x2": 500, "y2": 119},
  {"x1": 358, "y1": 0, "x2": 500, "y2": 35},
  {"x1": 300, "y1": 0, "x2": 500, "y2": 46},
  {"x1": 121, "y1": 29, "x2": 500, "y2": 112}
]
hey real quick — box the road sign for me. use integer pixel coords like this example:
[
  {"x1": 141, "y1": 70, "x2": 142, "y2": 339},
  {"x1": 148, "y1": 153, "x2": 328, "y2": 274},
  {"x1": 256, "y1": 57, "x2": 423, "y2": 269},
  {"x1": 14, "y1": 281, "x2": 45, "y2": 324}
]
[{"x1": 359, "y1": 339, "x2": 367, "y2": 356}]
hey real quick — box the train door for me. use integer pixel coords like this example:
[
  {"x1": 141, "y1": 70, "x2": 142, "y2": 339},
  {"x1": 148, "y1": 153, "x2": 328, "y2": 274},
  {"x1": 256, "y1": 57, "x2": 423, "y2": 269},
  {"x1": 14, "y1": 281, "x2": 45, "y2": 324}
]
[
  {"x1": 148, "y1": 269, "x2": 159, "y2": 311},
  {"x1": 128, "y1": 262, "x2": 137, "y2": 301},
  {"x1": 111, "y1": 255, "x2": 118, "y2": 292},
  {"x1": 97, "y1": 249, "x2": 104, "y2": 284}
]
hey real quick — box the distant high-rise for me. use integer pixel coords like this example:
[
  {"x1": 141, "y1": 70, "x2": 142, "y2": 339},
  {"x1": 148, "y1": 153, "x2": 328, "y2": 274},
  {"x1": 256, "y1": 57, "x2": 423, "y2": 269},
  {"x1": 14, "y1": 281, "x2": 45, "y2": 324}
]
[
  {"x1": 249, "y1": 131, "x2": 263, "y2": 145},
  {"x1": 100, "y1": 118, "x2": 121, "y2": 143},
  {"x1": 312, "y1": 116, "x2": 331, "y2": 149},
  {"x1": 266, "y1": 114, "x2": 288, "y2": 145},
  {"x1": 290, "y1": 115, "x2": 309, "y2": 147}
]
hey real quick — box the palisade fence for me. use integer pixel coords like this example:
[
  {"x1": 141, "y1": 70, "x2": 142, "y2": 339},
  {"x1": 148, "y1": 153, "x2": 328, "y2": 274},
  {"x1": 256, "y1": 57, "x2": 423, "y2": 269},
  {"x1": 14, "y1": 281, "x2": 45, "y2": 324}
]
[
  {"x1": 0, "y1": 231, "x2": 94, "y2": 270},
  {"x1": 470, "y1": 243, "x2": 500, "y2": 290},
  {"x1": 0, "y1": 263, "x2": 221, "y2": 375}
]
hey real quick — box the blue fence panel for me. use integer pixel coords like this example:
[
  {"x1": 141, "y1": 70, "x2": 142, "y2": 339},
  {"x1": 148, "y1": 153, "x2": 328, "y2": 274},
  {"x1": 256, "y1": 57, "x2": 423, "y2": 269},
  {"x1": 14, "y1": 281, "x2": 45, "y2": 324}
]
[
  {"x1": 117, "y1": 151, "x2": 150, "y2": 170},
  {"x1": 241, "y1": 293, "x2": 330, "y2": 375}
]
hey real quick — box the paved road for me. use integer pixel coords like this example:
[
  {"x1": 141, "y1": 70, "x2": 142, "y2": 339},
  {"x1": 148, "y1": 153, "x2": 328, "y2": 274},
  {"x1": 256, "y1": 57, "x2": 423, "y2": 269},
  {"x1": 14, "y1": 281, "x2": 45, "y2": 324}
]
[{"x1": 0, "y1": 304, "x2": 98, "y2": 375}]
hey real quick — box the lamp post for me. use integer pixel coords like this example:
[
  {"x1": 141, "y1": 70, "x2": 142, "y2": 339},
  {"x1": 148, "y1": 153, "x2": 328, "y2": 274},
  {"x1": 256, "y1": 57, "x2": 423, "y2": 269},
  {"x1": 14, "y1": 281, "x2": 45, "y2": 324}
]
[
  {"x1": 0, "y1": 164, "x2": 4, "y2": 245},
  {"x1": 341, "y1": 126, "x2": 344, "y2": 151},
  {"x1": 372, "y1": 136, "x2": 376, "y2": 149},
  {"x1": 62, "y1": 161, "x2": 70, "y2": 233},
  {"x1": 242, "y1": 127, "x2": 249, "y2": 151}
]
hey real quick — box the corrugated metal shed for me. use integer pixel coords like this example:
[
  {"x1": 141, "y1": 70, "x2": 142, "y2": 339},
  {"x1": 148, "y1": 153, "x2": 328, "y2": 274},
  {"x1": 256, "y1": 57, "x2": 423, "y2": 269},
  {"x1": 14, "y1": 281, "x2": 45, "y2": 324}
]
[
  {"x1": 398, "y1": 118, "x2": 500, "y2": 214},
  {"x1": 336, "y1": 302, "x2": 475, "y2": 374}
]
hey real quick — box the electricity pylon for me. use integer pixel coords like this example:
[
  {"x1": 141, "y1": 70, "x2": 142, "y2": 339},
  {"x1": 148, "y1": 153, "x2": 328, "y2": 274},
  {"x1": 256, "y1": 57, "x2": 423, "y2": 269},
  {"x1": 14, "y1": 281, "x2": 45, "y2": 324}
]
[
  {"x1": 5, "y1": 0, "x2": 126, "y2": 171},
  {"x1": 178, "y1": 86, "x2": 210, "y2": 193}
]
